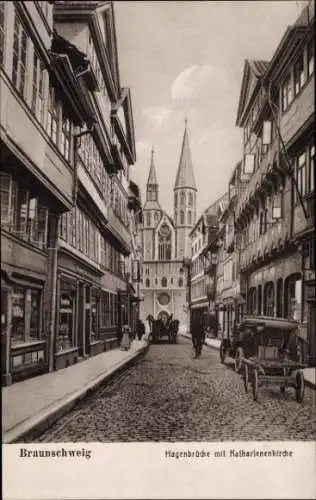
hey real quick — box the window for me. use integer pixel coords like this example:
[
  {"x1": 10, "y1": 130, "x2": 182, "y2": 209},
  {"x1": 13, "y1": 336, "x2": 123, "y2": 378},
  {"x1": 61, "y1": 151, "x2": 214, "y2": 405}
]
[
  {"x1": 188, "y1": 192, "x2": 193, "y2": 206},
  {"x1": 146, "y1": 212, "x2": 151, "y2": 227},
  {"x1": 61, "y1": 112, "x2": 71, "y2": 162},
  {"x1": 294, "y1": 54, "x2": 305, "y2": 96},
  {"x1": 309, "y1": 142, "x2": 314, "y2": 193},
  {"x1": 161, "y1": 276, "x2": 167, "y2": 288},
  {"x1": 158, "y1": 224, "x2": 172, "y2": 260},
  {"x1": 0, "y1": 1, "x2": 5, "y2": 67},
  {"x1": 276, "y1": 278, "x2": 283, "y2": 318},
  {"x1": 145, "y1": 278, "x2": 150, "y2": 288},
  {"x1": 307, "y1": 39, "x2": 314, "y2": 78},
  {"x1": 180, "y1": 191, "x2": 185, "y2": 206},
  {"x1": 175, "y1": 192, "x2": 178, "y2": 207},
  {"x1": 282, "y1": 73, "x2": 293, "y2": 111},
  {"x1": 11, "y1": 287, "x2": 41, "y2": 344},
  {"x1": 188, "y1": 210, "x2": 192, "y2": 225},
  {"x1": 154, "y1": 212, "x2": 159, "y2": 223},
  {"x1": 12, "y1": 9, "x2": 28, "y2": 97},
  {"x1": 263, "y1": 282, "x2": 274, "y2": 317},
  {"x1": 47, "y1": 87, "x2": 58, "y2": 144},
  {"x1": 296, "y1": 151, "x2": 307, "y2": 200},
  {"x1": 259, "y1": 210, "x2": 267, "y2": 235},
  {"x1": 31, "y1": 52, "x2": 46, "y2": 125},
  {"x1": 284, "y1": 274, "x2": 301, "y2": 320},
  {"x1": 178, "y1": 277, "x2": 183, "y2": 287},
  {"x1": 180, "y1": 210, "x2": 184, "y2": 225},
  {"x1": 0, "y1": 174, "x2": 49, "y2": 248},
  {"x1": 58, "y1": 283, "x2": 75, "y2": 351}
]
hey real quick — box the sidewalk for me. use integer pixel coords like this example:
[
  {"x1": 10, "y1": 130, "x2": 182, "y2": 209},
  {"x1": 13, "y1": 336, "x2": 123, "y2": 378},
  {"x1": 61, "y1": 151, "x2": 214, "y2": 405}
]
[
  {"x1": 180, "y1": 332, "x2": 316, "y2": 389},
  {"x1": 2, "y1": 339, "x2": 149, "y2": 444}
]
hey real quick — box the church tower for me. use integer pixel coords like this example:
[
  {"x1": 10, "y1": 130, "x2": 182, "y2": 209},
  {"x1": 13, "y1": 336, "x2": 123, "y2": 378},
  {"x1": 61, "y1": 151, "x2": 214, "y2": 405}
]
[
  {"x1": 142, "y1": 148, "x2": 162, "y2": 260},
  {"x1": 174, "y1": 118, "x2": 197, "y2": 259}
]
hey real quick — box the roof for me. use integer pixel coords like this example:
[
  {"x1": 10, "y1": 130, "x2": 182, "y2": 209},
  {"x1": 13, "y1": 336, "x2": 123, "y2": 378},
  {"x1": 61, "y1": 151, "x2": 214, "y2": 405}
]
[
  {"x1": 235, "y1": 59, "x2": 269, "y2": 127},
  {"x1": 174, "y1": 119, "x2": 197, "y2": 191},
  {"x1": 147, "y1": 148, "x2": 158, "y2": 185}
]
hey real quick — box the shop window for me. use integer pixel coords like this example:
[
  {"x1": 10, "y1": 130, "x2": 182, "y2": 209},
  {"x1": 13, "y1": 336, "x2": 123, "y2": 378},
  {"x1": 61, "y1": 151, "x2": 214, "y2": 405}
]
[
  {"x1": 57, "y1": 284, "x2": 75, "y2": 351},
  {"x1": 284, "y1": 274, "x2": 301, "y2": 320},
  {"x1": 11, "y1": 287, "x2": 41, "y2": 344},
  {"x1": 12, "y1": 8, "x2": 28, "y2": 98},
  {"x1": 90, "y1": 289, "x2": 99, "y2": 342},
  {"x1": 263, "y1": 282, "x2": 275, "y2": 317}
]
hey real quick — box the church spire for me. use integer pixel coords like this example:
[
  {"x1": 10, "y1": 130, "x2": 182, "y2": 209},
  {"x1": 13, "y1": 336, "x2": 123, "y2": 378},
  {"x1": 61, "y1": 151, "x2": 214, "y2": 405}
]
[
  {"x1": 174, "y1": 117, "x2": 197, "y2": 191},
  {"x1": 147, "y1": 146, "x2": 158, "y2": 186}
]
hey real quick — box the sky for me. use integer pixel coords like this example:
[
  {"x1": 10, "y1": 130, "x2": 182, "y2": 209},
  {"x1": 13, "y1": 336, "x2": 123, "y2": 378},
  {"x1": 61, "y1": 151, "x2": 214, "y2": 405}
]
[{"x1": 114, "y1": 1, "x2": 307, "y2": 217}]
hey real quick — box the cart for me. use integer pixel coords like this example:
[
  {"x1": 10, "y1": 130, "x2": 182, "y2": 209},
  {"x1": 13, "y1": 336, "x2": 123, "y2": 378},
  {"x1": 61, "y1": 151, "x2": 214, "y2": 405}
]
[
  {"x1": 237, "y1": 316, "x2": 308, "y2": 403},
  {"x1": 219, "y1": 321, "x2": 251, "y2": 372}
]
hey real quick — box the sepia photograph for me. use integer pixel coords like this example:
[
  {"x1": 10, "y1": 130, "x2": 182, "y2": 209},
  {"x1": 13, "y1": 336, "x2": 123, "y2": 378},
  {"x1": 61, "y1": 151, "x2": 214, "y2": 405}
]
[{"x1": 1, "y1": 0, "x2": 315, "y2": 498}]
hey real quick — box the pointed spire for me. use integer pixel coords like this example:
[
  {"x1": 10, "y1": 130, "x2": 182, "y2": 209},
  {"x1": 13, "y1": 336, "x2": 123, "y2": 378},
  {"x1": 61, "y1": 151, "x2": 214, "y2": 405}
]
[
  {"x1": 147, "y1": 146, "x2": 158, "y2": 185},
  {"x1": 174, "y1": 117, "x2": 197, "y2": 190}
]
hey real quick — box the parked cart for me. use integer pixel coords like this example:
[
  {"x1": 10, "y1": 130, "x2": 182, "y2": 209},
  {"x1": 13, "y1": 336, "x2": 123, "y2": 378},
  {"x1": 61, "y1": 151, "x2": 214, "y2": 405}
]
[{"x1": 236, "y1": 316, "x2": 308, "y2": 403}]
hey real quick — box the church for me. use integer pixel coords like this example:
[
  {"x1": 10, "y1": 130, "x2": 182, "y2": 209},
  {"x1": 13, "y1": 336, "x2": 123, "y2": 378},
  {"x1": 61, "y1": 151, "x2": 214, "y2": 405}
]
[{"x1": 139, "y1": 119, "x2": 197, "y2": 333}]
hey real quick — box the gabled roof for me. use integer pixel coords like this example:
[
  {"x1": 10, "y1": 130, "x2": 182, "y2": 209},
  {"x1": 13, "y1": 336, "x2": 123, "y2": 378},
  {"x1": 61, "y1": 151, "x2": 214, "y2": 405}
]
[
  {"x1": 235, "y1": 59, "x2": 269, "y2": 127},
  {"x1": 174, "y1": 119, "x2": 197, "y2": 191},
  {"x1": 54, "y1": 1, "x2": 121, "y2": 100}
]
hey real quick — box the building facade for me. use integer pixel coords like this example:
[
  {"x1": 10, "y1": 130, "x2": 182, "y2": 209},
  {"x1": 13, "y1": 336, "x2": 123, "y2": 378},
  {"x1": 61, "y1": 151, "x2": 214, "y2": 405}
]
[
  {"x1": 139, "y1": 120, "x2": 197, "y2": 332},
  {"x1": 189, "y1": 194, "x2": 228, "y2": 336},
  {"x1": 233, "y1": 2, "x2": 314, "y2": 362},
  {"x1": 1, "y1": 1, "x2": 141, "y2": 385}
]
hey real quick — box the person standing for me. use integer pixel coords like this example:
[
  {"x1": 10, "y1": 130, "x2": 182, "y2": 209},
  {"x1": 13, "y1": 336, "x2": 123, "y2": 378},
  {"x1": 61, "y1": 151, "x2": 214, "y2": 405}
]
[
  {"x1": 120, "y1": 324, "x2": 131, "y2": 350},
  {"x1": 136, "y1": 319, "x2": 145, "y2": 341}
]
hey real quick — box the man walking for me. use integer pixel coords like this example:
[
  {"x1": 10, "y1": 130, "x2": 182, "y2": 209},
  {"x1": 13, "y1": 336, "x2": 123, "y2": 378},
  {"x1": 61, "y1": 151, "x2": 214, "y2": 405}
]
[{"x1": 136, "y1": 319, "x2": 145, "y2": 341}]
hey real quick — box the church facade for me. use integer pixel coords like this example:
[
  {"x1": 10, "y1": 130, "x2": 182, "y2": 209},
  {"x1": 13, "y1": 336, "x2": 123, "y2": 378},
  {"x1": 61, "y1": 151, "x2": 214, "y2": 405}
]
[{"x1": 139, "y1": 120, "x2": 197, "y2": 333}]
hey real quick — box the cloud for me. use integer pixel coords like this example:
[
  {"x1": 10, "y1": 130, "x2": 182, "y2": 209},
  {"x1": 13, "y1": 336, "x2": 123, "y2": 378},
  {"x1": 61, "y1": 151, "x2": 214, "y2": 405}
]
[
  {"x1": 171, "y1": 64, "x2": 229, "y2": 101},
  {"x1": 142, "y1": 105, "x2": 171, "y2": 127}
]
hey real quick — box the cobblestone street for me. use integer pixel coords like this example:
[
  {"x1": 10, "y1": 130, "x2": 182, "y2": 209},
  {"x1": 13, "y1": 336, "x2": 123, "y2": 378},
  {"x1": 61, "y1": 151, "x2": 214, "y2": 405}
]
[{"x1": 37, "y1": 338, "x2": 316, "y2": 442}]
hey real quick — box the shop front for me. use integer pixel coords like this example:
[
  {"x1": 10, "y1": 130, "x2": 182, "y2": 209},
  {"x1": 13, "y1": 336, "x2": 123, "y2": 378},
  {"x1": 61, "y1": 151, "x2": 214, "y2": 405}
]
[
  {"x1": 55, "y1": 250, "x2": 103, "y2": 370},
  {"x1": 1, "y1": 269, "x2": 48, "y2": 385}
]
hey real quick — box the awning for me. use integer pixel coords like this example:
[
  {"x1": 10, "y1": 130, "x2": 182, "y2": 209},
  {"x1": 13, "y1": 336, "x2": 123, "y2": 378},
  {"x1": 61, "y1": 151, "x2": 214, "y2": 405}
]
[
  {"x1": 240, "y1": 315, "x2": 298, "y2": 331},
  {"x1": 1, "y1": 269, "x2": 45, "y2": 289}
]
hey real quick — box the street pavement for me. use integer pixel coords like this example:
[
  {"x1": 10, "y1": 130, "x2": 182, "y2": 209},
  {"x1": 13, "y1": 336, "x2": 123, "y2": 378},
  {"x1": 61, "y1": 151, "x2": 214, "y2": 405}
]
[{"x1": 36, "y1": 337, "x2": 316, "y2": 442}]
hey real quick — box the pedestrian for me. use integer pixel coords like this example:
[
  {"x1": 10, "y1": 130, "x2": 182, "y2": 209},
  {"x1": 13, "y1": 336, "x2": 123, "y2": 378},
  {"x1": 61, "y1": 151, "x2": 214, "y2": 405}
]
[
  {"x1": 136, "y1": 319, "x2": 145, "y2": 341},
  {"x1": 120, "y1": 324, "x2": 131, "y2": 350}
]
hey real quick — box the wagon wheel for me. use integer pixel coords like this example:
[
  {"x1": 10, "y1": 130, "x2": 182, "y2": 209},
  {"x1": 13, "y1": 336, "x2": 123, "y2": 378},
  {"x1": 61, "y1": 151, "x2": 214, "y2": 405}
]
[
  {"x1": 235, "y1": 347, "x2": 244, "y2": 373},
  {"x1": 244, "y1": 363, "x2": 249, "y2": 393},
  {"x1": 252, "y1": 369, "x2": 259, "y2": 401},
  {"x1": 295, "y1": 370, "x2": 305, "y2": 403},
  {"x1": 219, "y1": 342, "x2": 225, "y2": 364}
]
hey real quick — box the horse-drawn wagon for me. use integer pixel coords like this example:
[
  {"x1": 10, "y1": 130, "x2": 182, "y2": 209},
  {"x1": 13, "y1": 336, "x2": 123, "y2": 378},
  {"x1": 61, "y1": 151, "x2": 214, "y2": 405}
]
[
  {"x1": 147, "y1": 314, "x2": 179, "y2": 344},
  {"x1": 234, "y1": 316, "x2": 308, "y2": 402}
]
